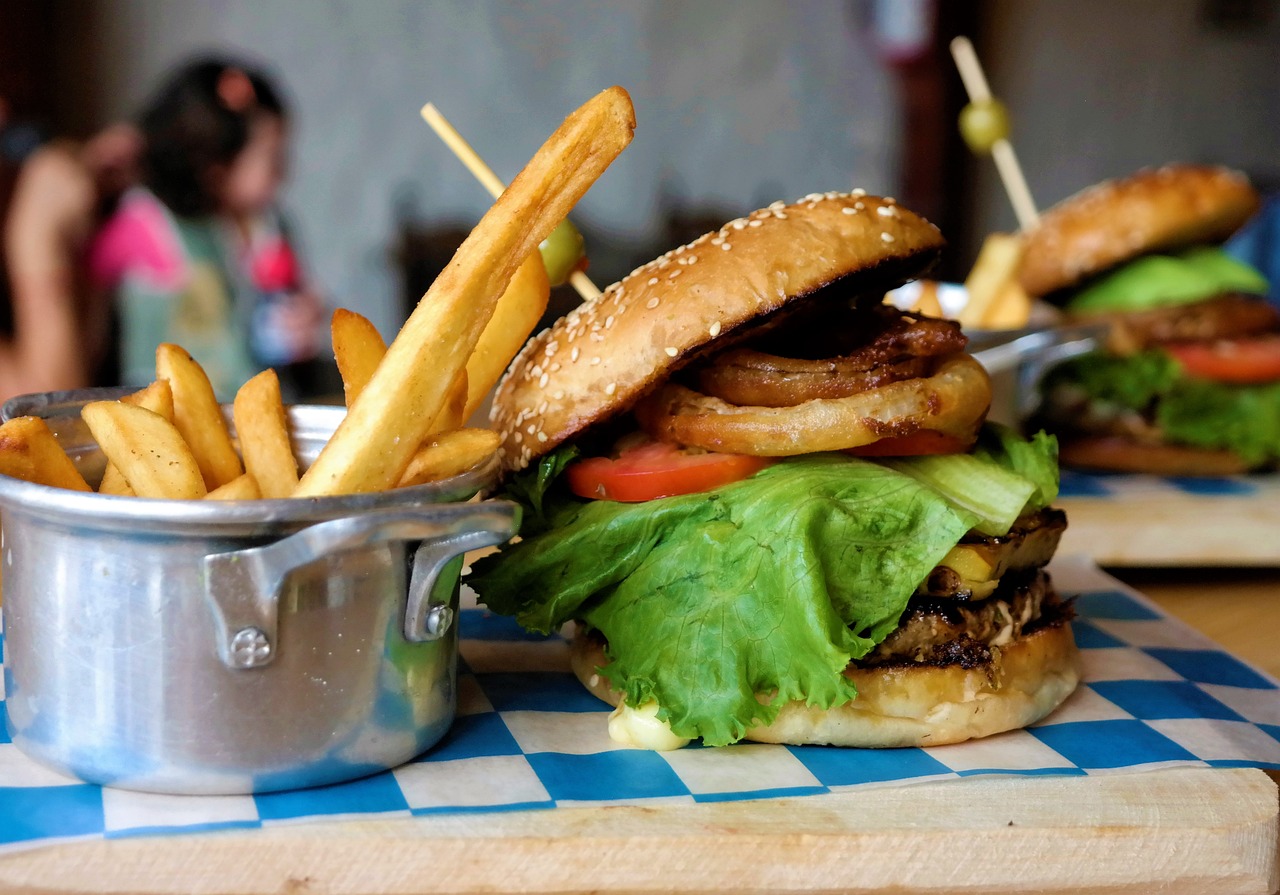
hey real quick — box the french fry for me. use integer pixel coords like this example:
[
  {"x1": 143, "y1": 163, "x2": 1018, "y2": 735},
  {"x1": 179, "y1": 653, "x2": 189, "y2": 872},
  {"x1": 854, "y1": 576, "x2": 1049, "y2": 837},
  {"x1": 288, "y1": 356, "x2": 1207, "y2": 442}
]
[
  {"x1": 0, "y1": 417, "x2": 91, "y2": 491},
  {"x1": 295, "y1": 86, "x2": 635, "y2": 497},
  {"x1": 982, "y1": 279, "x2": 1033, "y2": 330},
  {"x1": 398, "y1": 428, "x2": 502, "y2": 488},
  {"x1": 232, "y1": 369, "x2": 298, "y2": 499},
  {"x1": 462, "y1": 251, "x2": 550, "y2": 419},
  {"x1": 332, "y1": 309, "x2": 387, "y2": 406},
  {"x1": 156, "y1": 343, "x2": 242, "y2": 490},
  {"x1": 959, "y1": 233, "x2": 1025, "y2": 331},
  {"x1": 81, "y1": 401, "x2": 207, "y2": 499},
  {"x1": 431, "y1": 370, "x2": 469, "y2": 434},
  {"x1": 99, "y1": 380, "x2": 175, "y2": 496},
  {"x1": 206, "y1": 473, "x2": 262, "y2": 501}
]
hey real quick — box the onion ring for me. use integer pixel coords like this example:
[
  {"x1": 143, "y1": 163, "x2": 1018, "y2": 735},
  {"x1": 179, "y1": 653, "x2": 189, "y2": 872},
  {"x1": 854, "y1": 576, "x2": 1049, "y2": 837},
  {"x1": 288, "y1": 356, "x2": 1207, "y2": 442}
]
[
  {"x1": 634, "y1": 354, "x2": 992, "y2": 456},
  {"x1": 697, "y1": 349, "x2": 936, "y2": 407}
]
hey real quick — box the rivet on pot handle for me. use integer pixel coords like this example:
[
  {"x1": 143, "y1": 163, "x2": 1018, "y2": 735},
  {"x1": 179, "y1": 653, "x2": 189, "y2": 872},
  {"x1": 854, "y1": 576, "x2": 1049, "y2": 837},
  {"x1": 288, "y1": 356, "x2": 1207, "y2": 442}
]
[{"x1": 203, "y1": 501, "x2": 519, "y2": 669}]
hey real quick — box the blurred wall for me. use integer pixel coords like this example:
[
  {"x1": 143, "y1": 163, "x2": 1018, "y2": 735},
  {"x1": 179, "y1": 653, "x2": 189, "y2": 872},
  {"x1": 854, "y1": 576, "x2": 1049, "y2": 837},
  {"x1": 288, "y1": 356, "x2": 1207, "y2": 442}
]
[
  {"x1": 968, "y1": 0, "x2": 1280, "y2": 259},
  {"x1": 58, "y1": 1, "x2": 900, "y2": 337}
]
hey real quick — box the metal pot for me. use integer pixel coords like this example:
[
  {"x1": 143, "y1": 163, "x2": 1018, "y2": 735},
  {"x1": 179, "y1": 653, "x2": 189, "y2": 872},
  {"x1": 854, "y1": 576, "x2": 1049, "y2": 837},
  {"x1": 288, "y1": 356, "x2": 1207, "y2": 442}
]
[{"x1": 0, "y1": 389, "x2": 518, "y2": 794}]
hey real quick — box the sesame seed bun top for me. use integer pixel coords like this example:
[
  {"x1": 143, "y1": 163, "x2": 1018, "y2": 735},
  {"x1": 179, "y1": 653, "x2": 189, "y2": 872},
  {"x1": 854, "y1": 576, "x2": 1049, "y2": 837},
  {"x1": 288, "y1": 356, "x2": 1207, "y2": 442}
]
[
  {"x1": 489, "y1": 190, "x2": 946, "y2": 472},
  {"x1": 1017, "y1": 164, "x2": 1260, "y2": 298}
]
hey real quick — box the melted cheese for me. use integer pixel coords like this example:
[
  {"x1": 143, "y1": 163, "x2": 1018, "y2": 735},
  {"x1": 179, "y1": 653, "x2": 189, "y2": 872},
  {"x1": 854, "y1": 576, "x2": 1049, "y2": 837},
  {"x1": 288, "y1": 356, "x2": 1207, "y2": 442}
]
[{"x1": 607, "y1": 701, "x2": 691, "y2": 751}]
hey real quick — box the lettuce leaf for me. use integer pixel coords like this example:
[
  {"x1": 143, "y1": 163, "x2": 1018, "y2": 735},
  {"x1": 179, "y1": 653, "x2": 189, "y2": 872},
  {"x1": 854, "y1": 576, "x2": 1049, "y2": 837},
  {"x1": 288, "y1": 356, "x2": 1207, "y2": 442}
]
[
  {"x1": 1043, "y1": 350, "x2": 1280, "y2": 466},
  {"x1": 471, "y1": 437, "x2": 1056, "y2": 746}
]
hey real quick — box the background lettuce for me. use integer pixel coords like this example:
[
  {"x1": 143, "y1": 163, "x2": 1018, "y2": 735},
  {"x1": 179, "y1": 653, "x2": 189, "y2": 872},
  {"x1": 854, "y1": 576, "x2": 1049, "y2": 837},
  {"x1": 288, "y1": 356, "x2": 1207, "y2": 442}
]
[{"x1": 1043, "y1": 350, "x2": 1280, "y2": 466}]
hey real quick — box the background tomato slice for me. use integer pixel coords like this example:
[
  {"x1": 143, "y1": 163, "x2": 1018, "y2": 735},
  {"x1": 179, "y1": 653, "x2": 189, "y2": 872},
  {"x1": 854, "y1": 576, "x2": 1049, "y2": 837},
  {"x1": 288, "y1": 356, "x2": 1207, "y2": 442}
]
[
  {"x1": 566, "y1": 442, "x2": 772, "y2": 502},
  {"x1": 1166, "y1": 336, "x2": 1280, "y2": 384},
  {"x1": 844, "y1": 430, "x2": 971, "y2": 457}
]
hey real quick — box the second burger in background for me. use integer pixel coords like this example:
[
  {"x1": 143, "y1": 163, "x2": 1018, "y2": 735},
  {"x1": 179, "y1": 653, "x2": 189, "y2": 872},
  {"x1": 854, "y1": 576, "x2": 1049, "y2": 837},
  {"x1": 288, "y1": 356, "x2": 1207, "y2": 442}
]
[
  {"x1": 469, "y1": 191, "x2": 1078, "y2": 751},
  {"x1": 1021, "y1": 164, "x2": 1276, "y2": 475}
]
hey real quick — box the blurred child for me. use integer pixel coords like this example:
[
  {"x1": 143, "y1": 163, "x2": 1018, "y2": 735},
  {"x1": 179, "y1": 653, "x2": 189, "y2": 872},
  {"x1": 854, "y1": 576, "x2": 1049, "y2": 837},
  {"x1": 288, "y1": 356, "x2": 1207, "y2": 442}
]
[{"x1": 87, "y1": 57, "x2": 323, "y2": 398}]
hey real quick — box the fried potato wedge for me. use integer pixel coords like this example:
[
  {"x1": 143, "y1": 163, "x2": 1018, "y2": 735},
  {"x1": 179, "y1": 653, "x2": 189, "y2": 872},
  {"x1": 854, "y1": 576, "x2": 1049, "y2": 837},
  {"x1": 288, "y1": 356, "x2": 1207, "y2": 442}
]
[
  {"x1": 295, "y1": 86, "x2": 635, "y2": 496},
  {"x1": 205, "y1": 473, "x2": 262, "y2": 501},
  {"x1": 156, "y1": 343, "x2": 242, "y2": 489},
  {"x1": 0, "y1": 416, "x2": 91, "y2": 491},
  {"x1": 430, "y1": 370, "x2": 469, "y2": 434},
  {"x1": 99, "y1": 380, "x2": 175, "y2": 496},
  {"x1": 398, "y1": 428, "x2": 501, "y2": 487},
  {"x1": 960, "y1": 233, "x2": 1027, "y2": 330},
  {"x1": 463, "y1": 251, "x2": 550, "y2": 420},
  {"x1": 233, "y1": 369, "x2": 298, "y2": 499},
  {"x1": 332, "y1": 308, "x2": 387, "y2": 406},
  {"x1": 82, "y1": 401, "x2": 207, "y2": 499}
]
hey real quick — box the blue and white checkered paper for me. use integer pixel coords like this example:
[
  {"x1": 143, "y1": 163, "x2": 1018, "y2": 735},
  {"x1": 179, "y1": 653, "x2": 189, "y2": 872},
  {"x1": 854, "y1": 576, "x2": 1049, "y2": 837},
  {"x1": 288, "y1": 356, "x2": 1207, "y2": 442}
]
[
  {"x1": 1059, "y1": 470, "x2": 1280, "y2": 501},
  {"x1": 0, "y1": 556, "x2": 1276, "y2": 854}
]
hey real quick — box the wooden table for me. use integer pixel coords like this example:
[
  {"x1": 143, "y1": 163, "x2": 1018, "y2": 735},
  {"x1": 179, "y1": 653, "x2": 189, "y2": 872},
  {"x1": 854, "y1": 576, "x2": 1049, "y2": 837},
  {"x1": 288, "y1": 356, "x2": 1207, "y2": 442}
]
[
  {"x1": 1111, "y1": 566, "x2": 1280, "y2": 680},
  {"x1": 0, "y1": 570, "x2": 1275, "y2": 895}
]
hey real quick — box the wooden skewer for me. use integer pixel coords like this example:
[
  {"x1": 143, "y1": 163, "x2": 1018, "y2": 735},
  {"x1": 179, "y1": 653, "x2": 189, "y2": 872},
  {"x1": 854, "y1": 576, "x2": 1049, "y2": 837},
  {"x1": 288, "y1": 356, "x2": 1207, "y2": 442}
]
[
  {"x1": 420, "y1": 103, "x2": 602, "y2": 301},
  {"x1": 949, "y1": 37, "x2": 1040, "y2": 231}
]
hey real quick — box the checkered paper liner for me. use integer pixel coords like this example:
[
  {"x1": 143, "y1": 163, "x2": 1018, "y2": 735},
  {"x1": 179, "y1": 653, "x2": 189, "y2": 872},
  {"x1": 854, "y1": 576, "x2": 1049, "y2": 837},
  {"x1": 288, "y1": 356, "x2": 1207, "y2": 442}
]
[
  {"x1": 1058, "y1": 470, "x2": 1280, "y2": 501},
  {"x1": 0, "y1": 556, "x2": 1276, "y2": 854}
]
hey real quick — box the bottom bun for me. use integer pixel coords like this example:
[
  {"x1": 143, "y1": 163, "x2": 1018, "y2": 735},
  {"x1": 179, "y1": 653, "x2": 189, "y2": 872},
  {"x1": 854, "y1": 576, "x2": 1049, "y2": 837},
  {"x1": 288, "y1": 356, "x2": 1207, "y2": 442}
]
[
  {"x1": 570, "y1": 619, "x2": 1081, "y2": 748},
  {"x1": 1059, "y1": 435, "x2": 1250, "y2": 476}
]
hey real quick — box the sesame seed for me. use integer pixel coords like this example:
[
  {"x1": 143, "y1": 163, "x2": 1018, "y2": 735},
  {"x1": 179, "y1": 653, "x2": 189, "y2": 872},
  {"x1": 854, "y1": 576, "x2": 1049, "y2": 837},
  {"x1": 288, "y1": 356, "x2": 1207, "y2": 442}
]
[
  {"x1": 538, "y1": 373, "x2": 549, "y2": 387},
  {"x1": 590, "y1": 356, "x2": 601, "y2": 365},
  {"x1": 748, "y1": 219, "x2": 762, "y2": 228},
  {"x1": 553, "y1": 390, "x2": 564, "y2": 399},
  {"x1": 721, "y1": 243, "x2": 732, "y2": 251},
  {"x1": 514, "y1": 432, "x2": 523, "y2": 443},
  {"x1": 665, "y1": 346, "x2": 678, "y2": 357},
  {"x1": 646, "y1": 297, "x2": 661, "y2": 309},
  {"x1": 605, "y1": 382, "x2": 617, "y2": 395},
  {"x1": 668, "y1": 269, "x2": 682, "y2": 279},
  {"x1": 526, "y1": 424, "x2": 537, "y2": 435},
  {"x1": 709, "y1": 321, "x2": 722, "y2": 337},
  {"x1": 549, "y1": 362, "x2": 561, "y2": 372},
  {"x1": 841, "y1": 207, "x2": 856, "y2": 215},
  {"x1": 604, "y1": 315, "x2": 615, "y2": 329},
  {"x1": 648, "y1": 277, "x2": 658, "y2": 286},
  {"x1": 876, "y1": 205, "x2": 896, "y2": 217},
  {"x1": 852, "y1": 188, "x2": 866, "y2": 196},
  {"x1": 536, "y1": 432, "x2": 547, "y2": 443},
  {"x1": 571, "y1": 346, "x2": 580, "y2": 362},
  {"x1": 880, "y1": 232, "x2": 895, "y2": 243},
  {"x1": 732, "y1": 220, "x2": 746, "y2": 230}
]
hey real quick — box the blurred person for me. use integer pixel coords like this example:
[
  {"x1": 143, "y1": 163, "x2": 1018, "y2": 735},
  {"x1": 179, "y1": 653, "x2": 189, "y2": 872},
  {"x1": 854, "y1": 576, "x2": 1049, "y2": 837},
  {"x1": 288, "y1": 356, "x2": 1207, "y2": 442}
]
[
  {"x1": 87, "y1": 56, "x2": 324, "y2": 399},
  {"x1": 1, "y1": 117, "x2": 141, "y2": 401}
]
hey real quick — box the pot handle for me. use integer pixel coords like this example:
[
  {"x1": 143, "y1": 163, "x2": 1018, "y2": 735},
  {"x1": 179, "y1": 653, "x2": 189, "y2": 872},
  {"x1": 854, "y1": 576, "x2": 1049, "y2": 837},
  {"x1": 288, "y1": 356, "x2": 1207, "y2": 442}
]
[{"x1": 203, "y1": 500, "x2": 519, "y2": 669}]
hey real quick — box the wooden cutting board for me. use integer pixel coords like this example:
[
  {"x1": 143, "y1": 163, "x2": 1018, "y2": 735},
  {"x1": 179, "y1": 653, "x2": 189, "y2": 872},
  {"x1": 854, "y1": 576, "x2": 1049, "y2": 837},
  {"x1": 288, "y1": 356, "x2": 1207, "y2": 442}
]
[
  {"x1": 0, "y1": 768, "x2": 1273, "y2": 894},
  {"x1": 1055, "y1": 478, "x2": 1280, "y2": 566}
]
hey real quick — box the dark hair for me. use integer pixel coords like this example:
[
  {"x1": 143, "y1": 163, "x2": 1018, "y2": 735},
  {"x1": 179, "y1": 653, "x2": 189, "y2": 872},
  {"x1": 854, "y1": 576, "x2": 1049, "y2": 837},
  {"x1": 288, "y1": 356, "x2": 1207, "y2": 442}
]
[{"x1": 139, "y1": 56, "x2": 287, "y2": 217}]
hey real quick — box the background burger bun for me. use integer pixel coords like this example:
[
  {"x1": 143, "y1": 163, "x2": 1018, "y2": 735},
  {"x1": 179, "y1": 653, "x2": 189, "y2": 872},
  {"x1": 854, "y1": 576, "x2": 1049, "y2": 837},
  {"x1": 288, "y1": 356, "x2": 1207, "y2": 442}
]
[
  {"x1": 491, "y1": 191, "x2": 945, "y2": 472},
  {"x1": 1058, "y1": 435, "x2": 1251, "y2": 477},
  {"x1": 570, "y1": 622, "x2": 1081, "y2": 748},
  {"x1": 1018, "y1": 164, "x2": 1260, "y2": 298}
]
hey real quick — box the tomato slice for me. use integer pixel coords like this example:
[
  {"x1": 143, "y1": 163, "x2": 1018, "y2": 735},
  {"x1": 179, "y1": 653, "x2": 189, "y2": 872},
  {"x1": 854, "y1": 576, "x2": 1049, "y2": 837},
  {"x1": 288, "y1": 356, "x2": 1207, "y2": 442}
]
[
  {"x1": 1166, "y1": 336, "x2": 1280, "y2": 384},
  {"x1": 844, "y1": 430, "x2": 972, "y2": 457},
  {"x1": 566, "y1": 441, "x2": 772, "y2": 502}
]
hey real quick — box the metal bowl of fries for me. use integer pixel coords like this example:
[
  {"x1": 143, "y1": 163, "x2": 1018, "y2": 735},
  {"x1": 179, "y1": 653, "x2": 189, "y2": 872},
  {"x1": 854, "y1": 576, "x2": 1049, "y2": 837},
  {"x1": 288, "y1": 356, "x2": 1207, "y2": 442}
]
[{"x1": 0, "y1": 388, "x2": 517, "y2": 795}]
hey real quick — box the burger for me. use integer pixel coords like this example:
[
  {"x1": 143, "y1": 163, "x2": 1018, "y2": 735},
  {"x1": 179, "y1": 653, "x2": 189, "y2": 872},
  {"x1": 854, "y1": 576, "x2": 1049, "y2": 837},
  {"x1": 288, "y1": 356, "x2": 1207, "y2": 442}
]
[
  {"x1": 469, "y1": 191, "x2": 1079, "y2": 750},
  {"x1": 1020, "y1": 164, "x2": 1275, "y2": 475}
]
